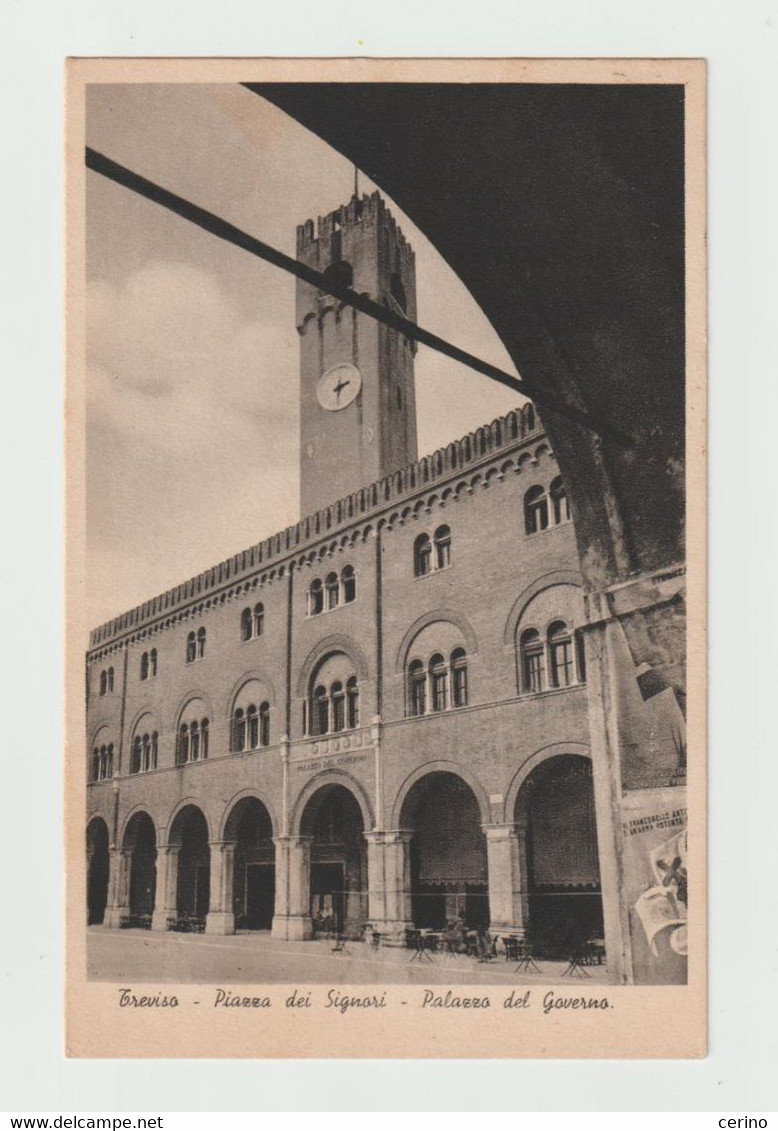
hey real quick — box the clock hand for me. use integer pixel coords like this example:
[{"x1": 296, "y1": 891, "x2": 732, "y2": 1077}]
[{"x1": 333, "y1": 377, "x2": 351, "y2": 401}]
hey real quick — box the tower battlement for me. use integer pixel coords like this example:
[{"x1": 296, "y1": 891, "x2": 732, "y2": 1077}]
[{"x1": 296, "y1": 191, "x2": 415, "y2": 272}]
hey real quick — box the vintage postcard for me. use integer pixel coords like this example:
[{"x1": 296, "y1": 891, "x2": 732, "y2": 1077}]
[{"x1": 66, "y1": 57, "x2": 706, "y2": 1058}]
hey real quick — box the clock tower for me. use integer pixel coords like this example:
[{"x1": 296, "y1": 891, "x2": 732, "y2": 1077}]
[{"x1": 296, "y1": 191, "x2": 418, "y2": 516}]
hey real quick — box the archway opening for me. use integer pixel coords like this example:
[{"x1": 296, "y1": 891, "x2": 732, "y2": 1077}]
[
  {"x1": 169, "y1": 805, "x2": 210, "y2": 926},
  {"x1": 122, "y1": 811, "x2": 157, "y2": 928},
  {"x1": 300, "y1": 784, "x2": 367, "y2": 937},
  {"x1": 86, "y1": 818, "x2": 109, "y2": 925},
  {"x1": 516, "y1": 755, "x2": 603, "y2": 957},
  {"x1": 400, "y1": 772, "x2": 488, "y2": 931},
  {"x1": 224, "y1": 798, "x2": 275, "y2": 931}
]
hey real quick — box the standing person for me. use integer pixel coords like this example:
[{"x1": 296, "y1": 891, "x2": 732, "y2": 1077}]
[{"x1": 476, "y1": 923, "x2": 492, "y2": 962}]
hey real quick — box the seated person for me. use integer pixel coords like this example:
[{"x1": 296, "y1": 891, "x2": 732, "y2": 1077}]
[{"x1": 444, "y1": 916, "x2": 466, "y2": 953}]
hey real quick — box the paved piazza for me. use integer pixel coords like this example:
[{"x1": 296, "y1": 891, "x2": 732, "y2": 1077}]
[{"x1": 87, "y1": 927, "x2": 609, "y2": 987}]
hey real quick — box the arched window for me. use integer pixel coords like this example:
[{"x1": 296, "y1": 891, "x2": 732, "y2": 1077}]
[
  {"x1": 99, "y1": 671, "x2": 107, "y2": 696},
  {"x1": 313, "y1": 685, "x2": 329, "y2": 736},
  {"x1": 150, "y1": 648, "x2": 157, "y2": 677},
  {"x1": 151, "y1": 731, "x2": 158, "y2": 770},
  {"x1": 177, "y1": 715, "x2": 208, "y2": 764},
  {"x1": 323, "y1": 259, "x2": 353, "y2": 291},
  {"x1": 524, "y1": 485, "x2": 549, "y2": 534},
  {"x1": 232, "y1": 707, "x2": 246, "y2": 753},
  {"x1": 520, "y1": 628, "x2": 545, "y2": 693},
  {"x1": 429, "y1": 653, "x2": 448, "y2": 712},
  {"x1": 140, "y1": 652, "x2": 149, "y2": 681},
  {"x1": 178, "y1": 724, "x2": 189, "y2": 765},
  {"x1": 451, "y1": 647, "x2": 468, "y2": 708},
  {"x1": 346, "y1": 677, "x2": 359, "y2": 729},
  {"x1": 548, "y1": 620, "x2": 575, "y2": 687},
  {"x1": 190, "y1": 720, "x2": 200, "y2": 761},
  {"x1": 341, "y1": 565, "x2": 356, "y2": 603},
  {"x1": 131, "y1": 736, "x2": 142, "y2": 775},
  {"x1": 142, "y1": 733, "x2": 151, "y2": 772},
  {"x1": 259, "y1": 702, "x2": 270, "y2": 747},
  {"x1": 550, "y1": 476, "x2": 571, "y2": 525},
  {"x1": 91, "y1": 742, "x2": 113, "y2": 781},
  {"x1": 309, "y1": 578, "x2": 324, "y2": 616},
  {"x1": 307, "y1": 653, "x2": 358, "y2": 736},
  {"x1": 196, "y1": 627, "x2": 206, "y2": 659},
  {"x1": 414, "y1": 533, "x2": 432, "y2": 577},
  {"x1": 253, "y1": 602, "x2": 264, "y2": 637},
  {"x1": 246, "y1": 704, "x2": 259, "y2": 749},
  {"x1": 331, "y1": 681, "x2": 345, "y2": 732},
  {"x1": 434, "y1": 525, "x2": 451, "y2": 569},
  {"x1": 240, "y1": 608, "x2": 252, "y2": 642},
  {"x1": 186, "y1": 632, "x2": 196, "y2": 663},
  {"x1": 107, "y1": 667, "x2": 114, "y2": 693},
  {"x1": 326, "y1": 571, "x2": 340, "y2": 611},
  {"x1": 408, "y1": 659, "x2": 426, "y2": 717},
  {"x1": 522, "y1": 403, "x2": 536, "y2": 433}
]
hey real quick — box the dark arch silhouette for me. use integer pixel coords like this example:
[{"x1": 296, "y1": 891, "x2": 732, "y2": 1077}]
[
  {"x1": 122, "y1": 811, "x2": 157, "y2": 928},
  {"x1": 256, "y1": 82, "x2": 685, "y2": 591},
  {"x1": 399, "y1": 770, "x2": 489, "y2": 931},
  {"x1": 86, "y1": 817, "x2": 109, "y2": 925},
  {"x1": 168, "y1": 805, "x2": 210, "y2": 925},
  {"x1": 299, "y1": 782, "x2": 368, "y2": 937},
  {"x1": 224, "y1": 796, "x2": 275, "y2": 931},
  {"x1": 514, "y1": 753, "x2": 603, "y2": 957}
]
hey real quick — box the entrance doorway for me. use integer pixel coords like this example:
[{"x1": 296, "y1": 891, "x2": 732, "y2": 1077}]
[
  {"x1": 516, "y1": 754, "x2": 603, "y2": 956},
  {"x1": 400, "y1": 772, "x2": 489, "y2": 930},
  {"x1": 123, "y1": 811, "x2": 157, "y2": 928},
  {"x1": 86, "y1": 817, "x2": 109, "y2": 925},
  {"x1": 300, "y1": 784, "x2": 367, "y2": 937},
  {"x1": 310, "y1": 861, "x2": 345, "y2": 933}
]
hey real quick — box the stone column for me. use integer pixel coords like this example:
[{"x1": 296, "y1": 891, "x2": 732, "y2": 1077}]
[
  {"x1": 205, "y1": 841, "x2": 236, "y2": 935},
  {"x1": 484, "y1": 822, "x2": 530, "y2": 939},
  {"x1": 365, "y1": 830, "x2": 413, "y2": 944},
  {"x1": 151, "y1": 846, "x2": 180, "y2": 931},
  {"x1": 103, "y1": 847, "x2": 130, "y2": 929},
  {"x1": 582, "y1": 614, "x2": 633, "y2": 985},
  {"x1": 271, "y1": 835, "x2": 313, "y2": 940}
]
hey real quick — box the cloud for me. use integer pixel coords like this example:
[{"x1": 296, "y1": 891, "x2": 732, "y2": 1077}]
[{"x1": 86, "y1": 260, "x2": 300, "y2": 625}]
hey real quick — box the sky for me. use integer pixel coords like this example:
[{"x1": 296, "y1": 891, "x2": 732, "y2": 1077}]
[{"x1": 85, "y1": 84, "x2": 523, "y2": 629}]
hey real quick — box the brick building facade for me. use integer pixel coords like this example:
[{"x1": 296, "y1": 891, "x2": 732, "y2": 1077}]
[{"x1": 86, "y1": 193, "x2": 614, "y2": 962}]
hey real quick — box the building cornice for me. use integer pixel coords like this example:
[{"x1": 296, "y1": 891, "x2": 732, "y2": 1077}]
[{"x1": 88, "y1": 405, "x2": 545, "y2": 658}]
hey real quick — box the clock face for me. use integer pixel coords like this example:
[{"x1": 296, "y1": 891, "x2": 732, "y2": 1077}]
[{"x1": 317, "y1": 363, "x2": 362, "y2": 411}]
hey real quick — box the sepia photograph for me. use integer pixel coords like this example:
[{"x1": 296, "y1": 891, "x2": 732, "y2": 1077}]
[{"x1": 66, "y1": 58, "x2": 706, "y2": 1058}]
